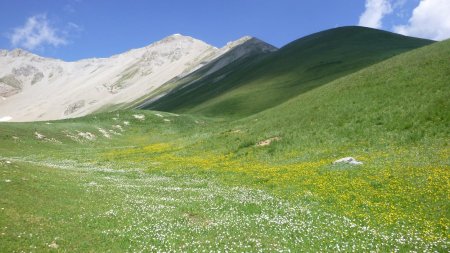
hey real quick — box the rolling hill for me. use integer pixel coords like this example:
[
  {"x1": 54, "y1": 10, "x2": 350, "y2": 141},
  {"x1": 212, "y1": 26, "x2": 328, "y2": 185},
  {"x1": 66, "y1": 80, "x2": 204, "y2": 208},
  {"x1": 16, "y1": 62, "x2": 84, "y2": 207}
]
[{"x1": 144, "y1": 26, "x2": 433, "y2": 118}]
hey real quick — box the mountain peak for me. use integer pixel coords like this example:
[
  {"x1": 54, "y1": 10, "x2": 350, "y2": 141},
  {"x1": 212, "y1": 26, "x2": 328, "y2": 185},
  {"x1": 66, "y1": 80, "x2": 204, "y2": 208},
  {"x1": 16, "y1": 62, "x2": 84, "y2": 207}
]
[
  {"x1": 5, "y1": 48, "x2": 33, "y2": 57},
  {"x1": 158, "y1": 33, "x2": 195, "y2": 43},
  {"x1": 221, "y1": 36, "x2": 277, "y2": 54},
  {"x1": 223, "y1": 36, "x2": 253, "y2": 49}
]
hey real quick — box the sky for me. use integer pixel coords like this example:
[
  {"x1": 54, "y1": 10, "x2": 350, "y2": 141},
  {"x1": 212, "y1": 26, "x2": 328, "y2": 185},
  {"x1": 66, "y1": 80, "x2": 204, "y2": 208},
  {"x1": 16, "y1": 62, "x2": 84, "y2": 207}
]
[{"x1": 0, "y1": 0, "x2": 449, "y2": 61}]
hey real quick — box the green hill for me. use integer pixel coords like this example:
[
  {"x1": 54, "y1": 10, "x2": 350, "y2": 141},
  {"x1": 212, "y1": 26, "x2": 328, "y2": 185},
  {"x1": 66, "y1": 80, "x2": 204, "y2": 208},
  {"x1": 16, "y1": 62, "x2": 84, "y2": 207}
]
[
  {"x1": 226, "y1": 38, "x2": 449, "y2": 154},
  {"x1": 144, "y1": 26, "x2": 433, "y2": 117}
]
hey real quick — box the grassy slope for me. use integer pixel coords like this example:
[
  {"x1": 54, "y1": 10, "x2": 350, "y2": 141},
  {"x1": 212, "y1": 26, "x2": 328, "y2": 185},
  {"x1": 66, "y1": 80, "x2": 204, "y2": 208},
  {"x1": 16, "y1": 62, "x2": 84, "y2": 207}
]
[
  {"x1": 0, "y1": 38, "x2": 448, "y2": 251},
  {"x1": 146, "y1": 26, "x2": 433, "y2": 118}
]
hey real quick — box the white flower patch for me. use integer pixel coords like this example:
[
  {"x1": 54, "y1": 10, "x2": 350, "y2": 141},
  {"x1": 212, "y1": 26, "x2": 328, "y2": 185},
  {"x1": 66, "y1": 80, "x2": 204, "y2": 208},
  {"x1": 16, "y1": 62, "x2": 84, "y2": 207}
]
[
  {"x1": 97, "y1": 128, "x2": 111, "y2": 138},
  {"x1": 34, "y1": 132, "x2": 61, "y2": 143},
  {"x1": 163, "y1": 119, "x2": 171, "y2": 122},
  {"x1": 78, "y1": 131, "x2": 96, "y2": 141},
  {"x1": 34, "y1": 132, "x2": 46, "y2": 140},
  {"x1": 154, "y1": 113, "x2": 164, "y2": 118},
  {"x1": 109, "y1": 129, "x2": 121, "y2": 136},
  {"x1": 63, "y1": 131, "x2": 82, "y2": 143},
  {"x1": 123, "y1": 121, "x2": 130, "y2": 126},
  {"x1": 133, "y1": 114, "x2": 145, "y2": 120},
  {"x1": 112, "y1": 125, "x2": 124, "y2": 132}
]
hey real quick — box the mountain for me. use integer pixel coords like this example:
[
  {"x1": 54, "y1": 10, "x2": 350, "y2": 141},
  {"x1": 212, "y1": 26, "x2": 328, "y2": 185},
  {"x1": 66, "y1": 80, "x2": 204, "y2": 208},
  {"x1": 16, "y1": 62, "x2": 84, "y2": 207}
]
[
  {"x1": 0, "y1": 27, "x2": 433, "y2": 122},
  {"x1": 0, "y1": 34, "x2": 271, "y2": 122},
  {"x1": 143, "y1": 26, "x2": 433, "y2": 117},
  {"x1": 135, "y1": 36, "x2": 277, "y2": 109}
]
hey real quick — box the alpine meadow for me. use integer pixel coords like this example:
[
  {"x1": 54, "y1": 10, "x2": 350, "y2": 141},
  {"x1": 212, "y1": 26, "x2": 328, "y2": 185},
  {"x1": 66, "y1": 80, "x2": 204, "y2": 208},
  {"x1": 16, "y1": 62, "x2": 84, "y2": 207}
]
[{"x1": 0, "y1": 2, "x2": 449, "y2": 252}]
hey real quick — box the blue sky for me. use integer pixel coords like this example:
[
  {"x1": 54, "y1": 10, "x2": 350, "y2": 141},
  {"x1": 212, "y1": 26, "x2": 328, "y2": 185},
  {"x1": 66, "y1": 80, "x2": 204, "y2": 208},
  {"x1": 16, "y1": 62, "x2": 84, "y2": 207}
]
[{"x1": 1, "y1": 0, "x2": 448, "y2": 61}]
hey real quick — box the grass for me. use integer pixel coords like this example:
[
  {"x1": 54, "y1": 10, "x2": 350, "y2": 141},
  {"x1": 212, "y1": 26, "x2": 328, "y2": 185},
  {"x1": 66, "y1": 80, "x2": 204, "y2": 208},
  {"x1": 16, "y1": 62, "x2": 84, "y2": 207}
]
[
  {"x1": 0, "y1": 30, "x2": 448, "y2": 251},
  {"x1": 145, "y1": 26, "x2": 433, "y2": 118}
]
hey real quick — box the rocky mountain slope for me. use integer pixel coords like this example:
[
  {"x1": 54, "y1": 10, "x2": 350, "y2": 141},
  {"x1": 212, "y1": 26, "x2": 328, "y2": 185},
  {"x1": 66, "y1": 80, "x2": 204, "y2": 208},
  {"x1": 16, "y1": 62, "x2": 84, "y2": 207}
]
[{"x1": 0, "y1": 34, "x2": 276, "y2": 122}]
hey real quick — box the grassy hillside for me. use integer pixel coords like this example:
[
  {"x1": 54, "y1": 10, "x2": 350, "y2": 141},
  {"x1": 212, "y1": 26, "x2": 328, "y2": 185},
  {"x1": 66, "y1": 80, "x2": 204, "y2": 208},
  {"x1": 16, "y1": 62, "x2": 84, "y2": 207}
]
[
  {"x1": 0, "y1": 35, "x2": 448, "y2": 251},
  {"x1": 146, "y1": 26, "x2": 433, "y2": 118}
]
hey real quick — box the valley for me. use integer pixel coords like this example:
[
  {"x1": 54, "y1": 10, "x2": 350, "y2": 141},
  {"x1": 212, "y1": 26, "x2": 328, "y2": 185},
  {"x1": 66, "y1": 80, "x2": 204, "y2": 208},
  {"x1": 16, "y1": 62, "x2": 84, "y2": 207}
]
[{"x1": 0, "y1": 26, "x2": 449, "y2": 252}]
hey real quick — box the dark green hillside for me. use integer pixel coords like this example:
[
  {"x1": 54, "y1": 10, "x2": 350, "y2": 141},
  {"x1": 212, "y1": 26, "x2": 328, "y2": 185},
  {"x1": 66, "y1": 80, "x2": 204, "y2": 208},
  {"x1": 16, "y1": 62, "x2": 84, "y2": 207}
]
[
  {"x1": 231, "y1": 38, "x2": 450, "y2": 151},
  {"x1": 145, "y1": 26, "x2": 433, "y2": 117}
]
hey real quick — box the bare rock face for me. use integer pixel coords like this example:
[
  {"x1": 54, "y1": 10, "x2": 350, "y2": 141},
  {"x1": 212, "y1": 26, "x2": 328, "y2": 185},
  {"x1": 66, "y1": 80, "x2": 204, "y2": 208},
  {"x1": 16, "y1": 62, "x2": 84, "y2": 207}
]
[
  {"x1": 0, "y1": 83, "x2": 20, "y2": 97},
  {"x1": 12, "y1": 65, "x2": 39, "y2": 77},
  {"x1": 0, "y1": 75, "x2": 22, "y2": 97},
  {"x1": 31, "y1": 72, "x2": 44, "y2": 85},
  {"x1": 0, "y1": 34, "x2": 277, "y2": 122},
  {"x1": 64, "y1": 100, "x2": 86, "y2": 115}
]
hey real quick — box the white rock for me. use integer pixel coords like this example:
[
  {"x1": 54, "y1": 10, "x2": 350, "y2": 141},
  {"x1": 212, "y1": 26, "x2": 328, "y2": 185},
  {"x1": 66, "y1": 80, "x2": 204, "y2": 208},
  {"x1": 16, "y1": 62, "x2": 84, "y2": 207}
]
[{"x1": 333, "y1": 157, "x2": 363, "y2": 165}]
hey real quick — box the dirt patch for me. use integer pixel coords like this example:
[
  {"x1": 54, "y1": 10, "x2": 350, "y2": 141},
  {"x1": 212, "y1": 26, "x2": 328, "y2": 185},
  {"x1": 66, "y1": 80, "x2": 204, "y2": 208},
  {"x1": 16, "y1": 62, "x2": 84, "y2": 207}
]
[{"x1": 256, "y1": 137, "x2": 281, "y2": 147}]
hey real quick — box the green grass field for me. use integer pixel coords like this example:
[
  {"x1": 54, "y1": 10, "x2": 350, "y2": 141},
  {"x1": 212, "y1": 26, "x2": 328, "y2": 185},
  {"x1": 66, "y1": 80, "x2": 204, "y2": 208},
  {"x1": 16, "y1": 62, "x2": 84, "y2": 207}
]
[{"x1": 0, "y1": 28, "x2": 449, "y2": 252}]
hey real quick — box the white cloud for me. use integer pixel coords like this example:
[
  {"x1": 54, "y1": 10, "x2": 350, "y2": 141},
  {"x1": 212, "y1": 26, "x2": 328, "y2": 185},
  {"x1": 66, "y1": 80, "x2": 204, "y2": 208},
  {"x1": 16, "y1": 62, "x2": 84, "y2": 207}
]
[
  {"x1": 358, "y1": 0, "x2": 393, "y2": 29},
  {"x1": 10, "y1": 14, "x2": 67, "y2": 50},
  {"x1": 393, "y1": 0, "x2": 450, "y2": 40}
]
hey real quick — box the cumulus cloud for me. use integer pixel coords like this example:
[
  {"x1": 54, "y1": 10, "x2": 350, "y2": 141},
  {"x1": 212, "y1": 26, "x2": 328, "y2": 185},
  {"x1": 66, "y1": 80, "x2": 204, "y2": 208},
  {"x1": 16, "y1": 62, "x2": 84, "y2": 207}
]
[
  {"x1": 358, "y1": 0, "x2": 393, "y2": 29},
  {"x1": 393, "y1": 0, "x2": 450, "y2": 41},
  {"x1": 10, "y1": 14, "x2": 68, "y2": 50}
]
